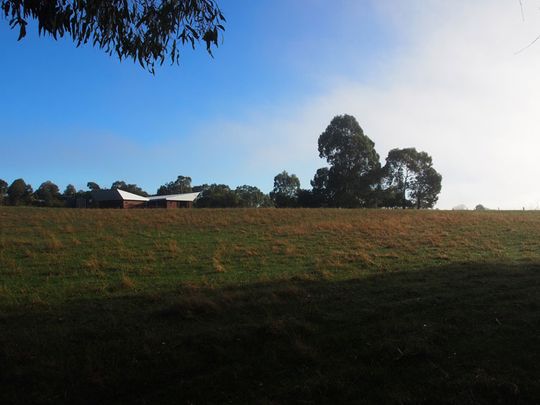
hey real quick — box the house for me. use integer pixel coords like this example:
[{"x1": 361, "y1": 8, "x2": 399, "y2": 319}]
[
  {"x1": 90, "y1": 189, "x2": 199, "y2": 209},
  {"x1": 147, "y1": 193, "x2": 200, "y2": 208}
]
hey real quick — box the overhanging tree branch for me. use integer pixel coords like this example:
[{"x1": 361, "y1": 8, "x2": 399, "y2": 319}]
[{"x1": 1, "y1": 0, "x2": 225, "y2": 72}]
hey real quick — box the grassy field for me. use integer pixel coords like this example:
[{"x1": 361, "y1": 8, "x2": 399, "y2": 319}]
[{"x1": 1, "y1": 207, "x2": 540, "y2": 404}]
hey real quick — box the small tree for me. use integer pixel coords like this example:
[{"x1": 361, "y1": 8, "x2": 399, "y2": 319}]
[
  {"x1": 270, "y1": 171, "x2": 300, "y2": 208},
  {"x1": 0, "y1": 179, "x2": 7, "y2": 205}
]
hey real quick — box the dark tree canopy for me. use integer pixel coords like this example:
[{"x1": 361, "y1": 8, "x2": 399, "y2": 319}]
[
  {"x1": 235, "y1": 185, "x2": 272, "y2": 208},
  {"x1": 87, "y1": 182, "x2": 100, "y2": 191},
  {"x1": 7, "y1": 178, "x2": 33, "y2": 206},
  {"x1": 2, "y1": 0, "x2": 225, "y2": 71},
  {"x1": 195, "y1": 184, "x2": 238, "y2": 208},
  {"x1": 310, "y1": 167, "x2": 331, "y2": 207},
  {"x1": 157, "y1": 175, "x2": 192, "y2": 195},
  {"x1": 194, "y1": 184, "x2": 273, "y2": 208},
  {"x1": 111, "y1": 180, "x2": 148, "y2": 196},
  {"x1": 0, "y1": 179, "x2": 7, "y2": 205},
  {"x1": 296, "y1": 189, "x2": 319, "y2": 208},
  {"x1": 318, "y1": 114, "x2": 381, "y2": 207},
  {"x1": 35, "y1": 180, "x2": 63, "y2": 207},
  {"x1": 383, "y1": 148, "x2": 442, "y2": 209},
  {"x1": 318, "y1": 115, "x2": 380, "y2": 174},
  {"x1": 63, "y1": 184, "x2": 77, "y2": 198}
]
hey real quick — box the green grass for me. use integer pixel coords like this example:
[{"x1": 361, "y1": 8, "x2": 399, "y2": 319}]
[{"x1": 1, "y1": 207, "x2": 540, "y2": 404}]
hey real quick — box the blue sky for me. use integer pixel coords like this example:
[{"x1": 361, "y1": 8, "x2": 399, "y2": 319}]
[
  {"x1": 0, "y1": 1, "x2": 390, "y2": 193},
  {"x1": 2, "y1": 1, "x2": 540, "y2": 209}
]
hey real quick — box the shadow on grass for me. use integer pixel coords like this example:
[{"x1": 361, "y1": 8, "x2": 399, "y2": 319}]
[{"x1": 1, "y1": 263, "x2": 540, "y2": 404}]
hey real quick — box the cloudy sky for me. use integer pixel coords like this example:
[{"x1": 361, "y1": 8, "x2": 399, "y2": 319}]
[{"x1": 1, "y1": 0, "x2": 540, "y2": 209}]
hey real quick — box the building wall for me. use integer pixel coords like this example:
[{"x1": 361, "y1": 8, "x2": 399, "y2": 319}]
[
  {"x1": 97, "y1": 200, "x2": 124, "y2": 209},
  {"x1": 95, "y1": 200, "x2": 146, "y2": 208},
  {"x1": 147, "y1": 200, "x2": 194, "y2": 209},
  {"x1": 147, "y1": 200, "x2": 167, "y2": 209},
  {"x1": 95, "y1": 199, "x2": 193, "y2": 209},
  {"x1": 122, "y1": 201, "x2": 147, "y2": 209}
]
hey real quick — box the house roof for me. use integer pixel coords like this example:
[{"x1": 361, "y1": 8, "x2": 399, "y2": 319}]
[
  {"x1": 148, "y1": 192, "x2": 200, "y2": 202},
  {"x1": 91, "y1": 189, "x2": 149, "y2": 202}
]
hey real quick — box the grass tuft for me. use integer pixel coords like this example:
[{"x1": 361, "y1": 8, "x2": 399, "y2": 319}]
[{"x1": 120, "y1": 274, "x2": 135, "y2": 289}]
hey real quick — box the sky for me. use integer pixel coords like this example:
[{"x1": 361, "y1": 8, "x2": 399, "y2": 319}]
[{"x1": 1, "y1": 0, "x2": 540, "y2": 209}]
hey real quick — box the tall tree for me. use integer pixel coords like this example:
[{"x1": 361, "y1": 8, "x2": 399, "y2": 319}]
[
  {"x1": 270, "y1": 171, "x2": 300, "y2": 208},
  {"x1": 382, "y1": 148, "x2": 442, "y2": 209},
  {"x1": 7, "y1": 178, "x2": 33, "y2": 206},
  {"x1": 2, "y1": 0, "x2": 225, "y2": 72},
  {"x1": 318, "y1": 114, "x2": 381, "y2": 207},
  {"x1": 35, "y1": 181, "x2": 62, "y2": 207},
  {"x1": 0, "y1": 179, "x2": 7, "y2": 205},
  {"x1": 157, "y1": 175, "x2": 192, "y2": 195}
]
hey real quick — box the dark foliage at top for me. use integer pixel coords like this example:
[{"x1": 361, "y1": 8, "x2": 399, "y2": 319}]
[
  {"x1": 111, "y1": 180, "x2": 149, "y2": 196},
  {"x1": 195, "y1": 184, "x2": 272, "y2": 208},
  {"x1": 2, "y1": 0, "x2": 225, "y2": 71},
  {"x1": 157, "y1": 175, "x2": 192, "y2": 195}
]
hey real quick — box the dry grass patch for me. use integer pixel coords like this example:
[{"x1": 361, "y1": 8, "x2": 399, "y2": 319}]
[
  {"x1": 82, "y1": 255, "x2": 105, "y2": 276},
  {"x1": 45, "y1": 234, "x2": 64, "y2": 251},
  {"x1": 213, "y1": 256, "x2": 226, "y2": 273},
  {"x1": 119, "y1": 274, "x2": 135, "y2": 290},
  {"x1": 167, "y1": 239, "x2": 180, "y2": 257}
]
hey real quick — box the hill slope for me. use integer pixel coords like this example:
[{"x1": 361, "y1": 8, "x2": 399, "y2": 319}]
[{"x1": 1, "y1": 208, "x2": 539, "y2": 403}]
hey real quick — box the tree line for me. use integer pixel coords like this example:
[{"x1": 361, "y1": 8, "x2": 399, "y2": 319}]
[
  {"x1": 0, "y1": 177, "x2": 274, "y2": 208},
  {"x1": 0, "y1": 115, "x2": 442, "y2": 209}
]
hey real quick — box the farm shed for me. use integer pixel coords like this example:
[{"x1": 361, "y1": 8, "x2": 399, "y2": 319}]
[
  {"x1": 147, "y1": 192, "x2": 200, "y2": 208},
  {"x1": 91, "y1": 189, "x2": 149, "y2": 208}
]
